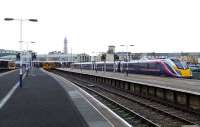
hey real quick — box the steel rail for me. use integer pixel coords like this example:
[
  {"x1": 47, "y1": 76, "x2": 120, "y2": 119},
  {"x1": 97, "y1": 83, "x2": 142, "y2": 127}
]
[
  {"x1": 72, "y1": 79, "x2": 160, "y2": 127},
  {"x1": 52, "y1": 70, "x2": 199, "y2": 126}
]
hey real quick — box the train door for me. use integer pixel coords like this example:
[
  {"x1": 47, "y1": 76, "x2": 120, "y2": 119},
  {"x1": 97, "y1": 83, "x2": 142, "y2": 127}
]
[{"x1": 156, "y1": 62, "x2": 163, "y2": 76}]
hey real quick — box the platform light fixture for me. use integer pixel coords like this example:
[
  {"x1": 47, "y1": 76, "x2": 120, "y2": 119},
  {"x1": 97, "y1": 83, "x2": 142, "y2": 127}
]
[
  {"x1": 120, "y1": 44, "x2": 134, "y2": 76},
  {"x1": 4, "y1": 17, "x2": 38, "y2": 88},
  {"x1": 4, "y1": 18, "x2": 14, "y2": 21},
  {"x1": 28, "y1": 19, "x2": 38, "y2": 22}
]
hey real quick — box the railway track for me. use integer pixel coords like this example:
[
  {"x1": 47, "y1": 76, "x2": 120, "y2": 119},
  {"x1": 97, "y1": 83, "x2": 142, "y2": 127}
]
[
  {"x1": 76, "y1": 82, "x2": 159, "y2": 127},
  {"x1": 51, "y1": 70, "x2": 200, "y2": 127}
]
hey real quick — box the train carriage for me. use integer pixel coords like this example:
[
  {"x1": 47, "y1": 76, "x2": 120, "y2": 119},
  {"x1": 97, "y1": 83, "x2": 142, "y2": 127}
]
[
  {"x1": 81, "y1": 62, "x2": 93, "y2": 70},
  {"x1": 96, "y1": 62, "x2": 116, "y2": 72},
  {"x1": 70, "y1": 58, "x2": 192, "y2": 78},
  {"x1": 71, "y1": 62, "x2": 93, "y2": 70},
  {"x1": 122, "y1": 61, "x2": 163, "y2": 75},
  {"x1": 0, "y1": 59, "x2": 16, "y2": 70},
  {"x1": 120, "y1": 59, "x2": 192, "y2": 78},
  {"x1": 41, "y1": 61, "x2": 61, "y2": 70}
]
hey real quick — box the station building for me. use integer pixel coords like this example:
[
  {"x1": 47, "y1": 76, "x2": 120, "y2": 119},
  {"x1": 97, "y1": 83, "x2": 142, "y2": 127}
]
[
  {"x1": 130, "y1": 52, "x2": 200, "y2": 64},
  {"x1": 0, "y1": 49, "x2": 19, "y2": 59},
  {"x1": 36, "y1": 52, "x2": 91, "y2": 63}
]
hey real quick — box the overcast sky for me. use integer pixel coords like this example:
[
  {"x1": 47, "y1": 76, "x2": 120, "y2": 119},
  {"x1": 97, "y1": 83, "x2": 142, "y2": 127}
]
[{"x1": 0, "y1": 0, "x2": 200, "y2": 55}]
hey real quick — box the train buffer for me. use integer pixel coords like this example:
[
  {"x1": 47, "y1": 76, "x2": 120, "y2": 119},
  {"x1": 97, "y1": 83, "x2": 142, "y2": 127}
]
[{"x1": 0, "y1": 68, "x2": 130, "y2": 127}]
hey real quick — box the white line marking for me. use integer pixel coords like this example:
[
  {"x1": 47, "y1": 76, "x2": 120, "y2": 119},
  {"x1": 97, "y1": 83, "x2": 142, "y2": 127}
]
[
  {"x1": 0, "y1": 82, "x2": 19, "y2": 109},
  {"x1": 0, "y1": 72, "x2": 26, "y2": 109}
]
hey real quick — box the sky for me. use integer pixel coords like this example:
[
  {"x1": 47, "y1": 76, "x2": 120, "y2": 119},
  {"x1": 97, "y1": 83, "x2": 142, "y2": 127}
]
[{"x1": 0, "y1": 0, "x2": 200, "y2": 55}]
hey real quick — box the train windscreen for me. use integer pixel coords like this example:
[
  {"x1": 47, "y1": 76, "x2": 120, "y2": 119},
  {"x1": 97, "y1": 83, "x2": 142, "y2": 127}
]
[
  {"x1": 0, "y1": 61, "x2": 8, "y2": 68},
  {"x1": 164, "y1": 62, "x2": 176, "y2": 74},
  {"x1": 171, "y1": 59, "x2": 189, "y2": 69}
]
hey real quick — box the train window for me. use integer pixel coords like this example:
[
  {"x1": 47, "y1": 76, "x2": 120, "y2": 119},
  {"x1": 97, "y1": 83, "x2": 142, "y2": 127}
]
[
  {"x1": 164, "y1": 62, "x2": 176, "y2": 74},
  {"x1": 149, "y1": 63, "x2": 157, "y2": 69},
  {"x1": 130, "y1": 63, "x2": 139, "y2": 69},
  {"x1": 155, "y1": 63, "x2": 162, "y2": 69},
  {"x1": 0, "y1": 61, "x2": 8, "y2": 68},
  {"x1": 135, "y1": 63, "x2": 140, "y2": 68},
  {"x1": 140, "y1": 63, "x2": 148, "y2": 68},
  {"x1": 123, "y1": 63, "x2": 127, "y2": 68},
  {"x1": 171, "y1": 59, "x2": 189, "y2": 69},
  {"x1": 181, "y1": 61, "x2": 189, "y2": 69},
  {"x1": 128, "y1": 63, "x2": 136, "y2": 68}
]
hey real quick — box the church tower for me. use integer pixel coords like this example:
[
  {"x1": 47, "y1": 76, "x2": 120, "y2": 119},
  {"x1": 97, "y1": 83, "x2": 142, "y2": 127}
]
[{"x1": 64, "y1": 37, "x2": 68, "y2": 54}]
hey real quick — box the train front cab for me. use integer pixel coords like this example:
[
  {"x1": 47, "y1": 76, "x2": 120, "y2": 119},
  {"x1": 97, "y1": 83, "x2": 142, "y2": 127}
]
[
  {"x1": 170, "y1": 59, "x2": 192, "y2": 78},
  {"x1": 0, "y1": 60, "x2": 16, "y2": 70},
  {"x1": 8, "y1": 61, "x2": 16, "y2": 70},
  {"x1": 42, "y1": 62, "x2": 56, "y2": 70},
  {"x1": 174, "y1": 66, "x2": 192, "y2": 78}
]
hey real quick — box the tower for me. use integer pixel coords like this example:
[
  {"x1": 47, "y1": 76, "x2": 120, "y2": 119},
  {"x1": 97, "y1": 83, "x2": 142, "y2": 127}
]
[{"x1": 64, "y1": 37, "x2": 68, "y2": 54}]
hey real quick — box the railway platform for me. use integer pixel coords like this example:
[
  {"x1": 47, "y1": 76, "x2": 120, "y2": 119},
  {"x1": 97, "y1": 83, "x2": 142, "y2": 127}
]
[
  {"x1": 58, "y1": 68, "x2": 200, "y2": 94},
  {"x1": 0, "y1": 68, "x2": 130, "y2": 127},
  {"x1": 0, "y1": 70, "x2": 18, "y2": 101}
]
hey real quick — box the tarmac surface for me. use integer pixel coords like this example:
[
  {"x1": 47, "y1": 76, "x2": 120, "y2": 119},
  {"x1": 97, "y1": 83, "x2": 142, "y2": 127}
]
[
  {"x1": 0, "y1": 68, "x2": 88, "y2": 127},
  {"x1": 0, "y1": 70, "x2": 18, "y2": 101}
]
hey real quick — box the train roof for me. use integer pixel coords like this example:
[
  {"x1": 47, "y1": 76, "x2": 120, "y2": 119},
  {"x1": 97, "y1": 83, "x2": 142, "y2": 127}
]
[
  {"x1": 127, "y1": 58, "x2": 183, "y2": 64},
  {"x1": 127, "y1": 59, "x2": 169, "y2": 63},
  {"x1": 71, "y1": 58, "x2": 183, "y2": 65},
  {"x1": 72, "y1": 62, "x2": 93, "y2": 65},
  {"x1": 33, "y1": 60, "x2": 72, "y2": 63},
  {"x1": 73, "y1": 61, "x2": 116, "y2": 64},
  {"x1": 96, "y1": 61, "x2": 115, "y2": 64},
  {"x1": 0, "y1": 59, "x2": 13, "y2": 62}
]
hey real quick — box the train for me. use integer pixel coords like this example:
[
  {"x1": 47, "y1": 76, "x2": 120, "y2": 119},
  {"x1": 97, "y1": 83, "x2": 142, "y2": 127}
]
[
  {"x1": 0, "y1": 59, "x2": 16, "y2": 71},
  {"x1": 71, "y1": 58, "x2": 192, "y2": 78},
  {"x1": 32, "y1": 61, "x2": 71, "y2": 70},
  {"x1": 42, "y1": 61, "x2": 60, "y2": 70}
]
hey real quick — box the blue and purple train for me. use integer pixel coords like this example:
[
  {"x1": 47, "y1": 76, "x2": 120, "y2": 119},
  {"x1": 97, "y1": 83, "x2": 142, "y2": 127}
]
[{"x1": 71, "y1": 58, "x2": 192, "y2": 78}]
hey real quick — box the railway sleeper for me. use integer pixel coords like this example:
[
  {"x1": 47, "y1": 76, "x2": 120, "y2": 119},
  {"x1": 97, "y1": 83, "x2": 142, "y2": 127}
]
[
  {"x1": 106, "y1": 78, "x2": 198, "y2": 114},
  {"x1": 54, "y1": 69, "x2": 200, "y2": 115},
  {"x1": 97, "y1": 79, "x2": 200, "y2": 114}
]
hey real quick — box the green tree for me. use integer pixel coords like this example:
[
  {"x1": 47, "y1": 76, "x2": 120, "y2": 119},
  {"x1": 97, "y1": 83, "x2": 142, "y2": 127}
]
[
  {"x1": 101, "y1": 53, "x2": 106, "y2": 61},
  {"x1": 114, "y1": 54, "x2": 119, "y2": 61}
]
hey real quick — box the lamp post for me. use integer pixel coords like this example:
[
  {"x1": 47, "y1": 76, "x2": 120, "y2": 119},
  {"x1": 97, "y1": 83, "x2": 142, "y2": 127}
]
[
  {"x1": 80, "y1": 54, "x2": 82, "y2": 72},
  {"x1": 29, "y1": 42, "x2": 36, "y2": 69},
  {"x1": 4, "y1": 18, "x2": 38, "y2": 88},
  {"x1": 92, "y1": 52, "x2": 103, "y2": 72},
  {"x1": 92, "y1": 51, "x2": 98, "y2": 72},
  {"x1": 120, "y1": 44, "x2": 134, "y2": 76},
  {"x1": 24, "y1": 41, "x2": 36, "y2": 73}
]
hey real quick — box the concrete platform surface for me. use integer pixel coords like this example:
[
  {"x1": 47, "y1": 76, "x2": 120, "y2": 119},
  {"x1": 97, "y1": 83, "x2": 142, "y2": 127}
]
[
  {"x1": 57, "y1": 68, "x2": 200, "y2": 95},
  {"x1": 0, "y1": 70, "x2": 19, "y2": 101},
  {"x1": 0, "y1": 68, "x2": 128, "y2": 127},
  {"x1": 44, "y1": 69, "x2": 131, "y2": 127},
  {"x1": 0, "y1": 68, "x2": 88, "y2": 127}
]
